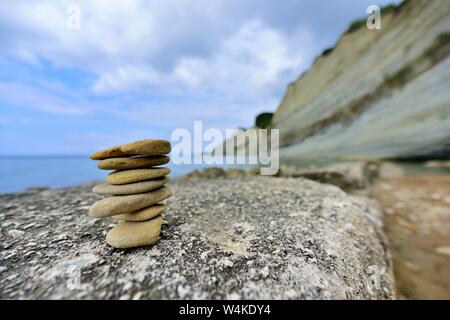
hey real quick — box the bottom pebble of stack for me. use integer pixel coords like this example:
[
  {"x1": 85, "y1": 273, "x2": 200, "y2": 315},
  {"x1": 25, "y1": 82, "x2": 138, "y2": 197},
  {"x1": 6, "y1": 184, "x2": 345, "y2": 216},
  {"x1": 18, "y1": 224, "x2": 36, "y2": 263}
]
[{"x1": 106, "y1": 215, "x2": 163, "y2": 249}]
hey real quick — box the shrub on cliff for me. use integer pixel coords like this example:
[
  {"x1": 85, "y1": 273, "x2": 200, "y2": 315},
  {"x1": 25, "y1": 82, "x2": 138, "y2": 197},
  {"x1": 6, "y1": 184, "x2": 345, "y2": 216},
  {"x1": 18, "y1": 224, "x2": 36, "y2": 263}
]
[{"x1": 255, "y1": 112, "x2": 273, "y2": 129}]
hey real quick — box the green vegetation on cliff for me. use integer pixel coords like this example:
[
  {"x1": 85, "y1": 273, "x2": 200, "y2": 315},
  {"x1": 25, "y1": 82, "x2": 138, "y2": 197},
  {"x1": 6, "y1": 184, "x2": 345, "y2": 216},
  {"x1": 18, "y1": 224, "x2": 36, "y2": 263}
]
[
  {"x1": 346, "y1": 3, "x2": 399, "y2": 34},
  {"x1": 255, "y1": 112, "x2": 273, "y2": 129}
]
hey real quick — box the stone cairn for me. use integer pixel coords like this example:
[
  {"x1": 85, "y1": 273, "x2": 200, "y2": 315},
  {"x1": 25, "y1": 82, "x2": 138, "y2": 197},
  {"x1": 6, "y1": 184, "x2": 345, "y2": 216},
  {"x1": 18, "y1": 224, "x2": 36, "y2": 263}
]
[{"x1": 89, "y1": 140, "x2": 172, "y2": 249}]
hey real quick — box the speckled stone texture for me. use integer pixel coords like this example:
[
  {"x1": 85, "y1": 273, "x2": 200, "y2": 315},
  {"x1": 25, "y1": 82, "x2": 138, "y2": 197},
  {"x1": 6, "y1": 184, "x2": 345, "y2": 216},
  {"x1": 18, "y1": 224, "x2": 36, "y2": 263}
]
[{"x1": 0, "y1": 177, "x2": 394, "y2": 299}]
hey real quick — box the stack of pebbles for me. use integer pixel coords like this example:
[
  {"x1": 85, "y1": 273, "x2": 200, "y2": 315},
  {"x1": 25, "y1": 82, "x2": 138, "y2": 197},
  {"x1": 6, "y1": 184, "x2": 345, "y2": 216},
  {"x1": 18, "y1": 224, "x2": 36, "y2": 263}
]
[{"x1": 89, "y1": 140, "x2": 172, "y2": 249}]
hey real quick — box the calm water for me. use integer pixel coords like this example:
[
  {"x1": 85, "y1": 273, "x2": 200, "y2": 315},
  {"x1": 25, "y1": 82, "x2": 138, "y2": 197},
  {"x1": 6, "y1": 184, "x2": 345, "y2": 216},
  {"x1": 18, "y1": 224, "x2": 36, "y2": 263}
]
[
  {"x1": 2, "y1": 156, "x2": 446, "y2": 194},
  {"x1": 0, "y1": 156, "x2": 248, "y2": 193}
]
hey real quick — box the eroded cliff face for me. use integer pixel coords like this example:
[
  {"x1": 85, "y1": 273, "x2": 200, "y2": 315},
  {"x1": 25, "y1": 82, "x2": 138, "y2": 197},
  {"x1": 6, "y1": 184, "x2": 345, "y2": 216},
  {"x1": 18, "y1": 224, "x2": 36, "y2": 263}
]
[{"x1": 273, "y1": 0, "x2": 450, "y2": 160}]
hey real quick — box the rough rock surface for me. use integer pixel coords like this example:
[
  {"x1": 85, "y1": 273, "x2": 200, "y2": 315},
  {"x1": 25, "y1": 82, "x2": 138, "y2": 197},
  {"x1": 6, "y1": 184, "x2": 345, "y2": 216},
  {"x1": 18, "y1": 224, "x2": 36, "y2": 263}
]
[
  {"x1": 278, "y1": 162, "x2": 379, "y2": 191},
  {"x1": 0, "y1": 177, "x2": 394, "y2": 299}
]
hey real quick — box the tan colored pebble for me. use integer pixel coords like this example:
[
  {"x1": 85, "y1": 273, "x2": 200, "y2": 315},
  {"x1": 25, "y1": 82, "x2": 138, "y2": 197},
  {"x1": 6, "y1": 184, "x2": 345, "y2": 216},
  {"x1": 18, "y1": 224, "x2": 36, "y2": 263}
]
[
  {"x1": 120, "y1": 140, "x2": 171, "y2": 156},
  {"x1": 90, "y1": 145, "x2": 124, "y2": 160},
  {"x1": 90, "y1": 140, "x2": 171, "y2": 160},
  {"x1": 93, "y1": 177, "x2": 169, "y2": 195},
  {"x1": 107, "y1": 167, "x2": 170, "y2": 185},
  {"x1": 97, "y1": 155, "x2": 170, "y2": 170},
  {"x1": 106, "y1": 216, "x2": 163, "y2": 249},
  {"x1": 435, "y1": 246, "x2": 450, "y2": 257},
  {"x1": 89, "y1": 186, "x2": 172, "y2": 218},
  {"x1": 113, "y1": 204, "x2": 166, "y2": 222}
]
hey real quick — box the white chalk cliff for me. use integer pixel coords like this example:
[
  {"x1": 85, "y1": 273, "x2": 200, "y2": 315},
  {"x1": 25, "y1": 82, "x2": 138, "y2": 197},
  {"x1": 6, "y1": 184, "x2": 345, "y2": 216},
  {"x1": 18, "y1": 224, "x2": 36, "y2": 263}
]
[{"x1": 272, "y1": 0, "x2": 450, "y2": 160}]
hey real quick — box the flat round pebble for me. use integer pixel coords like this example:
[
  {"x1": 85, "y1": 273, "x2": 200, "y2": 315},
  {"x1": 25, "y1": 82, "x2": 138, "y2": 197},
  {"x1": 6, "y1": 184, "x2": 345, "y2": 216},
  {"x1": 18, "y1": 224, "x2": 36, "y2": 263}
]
[
  {"x1": 97, "y1": 155, "x2": 170, "y2": 170},
  {"x1": 90, "y1": 140, "x2": 171, "y2": 160},
  {"x1": 92, "y1": 177, "x2": 169, "y2": 195},
  {"x1": 106, "y1": 216, "x2": 163, "y2": 249},
  {"x1": 120, "y1": 140, "x2": 171, "y2": 156},
  {"x1": 107, "y1": 168, "x2": 170, "y2": 185},
  {"x1": 113, "y1": 204, "x2": 166, "y2": 222},
  {"x1": 89, "y1": 186, "x2": 172, "y2": 218}
]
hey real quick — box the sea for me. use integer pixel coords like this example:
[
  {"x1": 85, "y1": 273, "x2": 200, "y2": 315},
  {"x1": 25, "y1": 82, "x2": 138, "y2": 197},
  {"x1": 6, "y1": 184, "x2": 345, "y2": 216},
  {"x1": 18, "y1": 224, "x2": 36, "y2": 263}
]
[
  {"x1": 0, "y1": 156, "x2": 250, "y2": 193},
  {"x1": 1, "y1": 156, "x2": 447, "y2": 194}
]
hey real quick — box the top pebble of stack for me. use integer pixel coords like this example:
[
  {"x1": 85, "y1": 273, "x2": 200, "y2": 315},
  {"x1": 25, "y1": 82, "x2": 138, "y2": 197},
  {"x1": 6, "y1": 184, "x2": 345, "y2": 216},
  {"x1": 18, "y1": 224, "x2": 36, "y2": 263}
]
[{"x1": 90, "y1": 139, "x2": 171, "y2": 160}]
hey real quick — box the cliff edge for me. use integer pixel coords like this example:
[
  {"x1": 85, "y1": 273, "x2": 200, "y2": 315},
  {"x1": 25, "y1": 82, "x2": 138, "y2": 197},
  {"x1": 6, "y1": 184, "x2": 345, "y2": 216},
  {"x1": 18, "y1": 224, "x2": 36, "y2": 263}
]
[{"x1": 273, "y1": 0, "x2": 450, "y2": 159}]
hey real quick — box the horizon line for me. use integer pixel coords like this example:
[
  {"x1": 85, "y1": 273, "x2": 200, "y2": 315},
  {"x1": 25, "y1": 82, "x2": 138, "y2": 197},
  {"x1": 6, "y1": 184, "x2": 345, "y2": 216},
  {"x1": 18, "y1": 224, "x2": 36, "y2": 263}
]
[{"x1": 0, "y1": 154, "x2": 90, "y2": 157}]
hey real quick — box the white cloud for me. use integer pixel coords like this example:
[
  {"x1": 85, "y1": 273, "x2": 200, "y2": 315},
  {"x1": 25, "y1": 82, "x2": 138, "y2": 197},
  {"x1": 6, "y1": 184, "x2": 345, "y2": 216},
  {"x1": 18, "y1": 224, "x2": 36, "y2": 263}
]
[
  {"x1": 0, "y1": 0, "x2": 398, "y2": 133},
  {"x1": 0, "y1": 82, "x2": 88, "y2": 115},
  {"x1": 112, "y1": 94, "x2": 281, "y2": 133},
  {"x1": 92, "y1": 20, "x2": 308, "y2": 97}
]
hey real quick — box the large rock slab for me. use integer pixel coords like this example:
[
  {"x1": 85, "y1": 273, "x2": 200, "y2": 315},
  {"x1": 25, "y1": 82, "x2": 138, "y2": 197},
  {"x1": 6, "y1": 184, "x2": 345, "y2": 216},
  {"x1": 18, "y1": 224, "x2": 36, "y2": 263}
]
[
  {"x1": 278, "y1": 162, "x2": 379, "y2": 191},
  {"x1": 0, "y1": 177, "x2": 394, "y2": 299}
]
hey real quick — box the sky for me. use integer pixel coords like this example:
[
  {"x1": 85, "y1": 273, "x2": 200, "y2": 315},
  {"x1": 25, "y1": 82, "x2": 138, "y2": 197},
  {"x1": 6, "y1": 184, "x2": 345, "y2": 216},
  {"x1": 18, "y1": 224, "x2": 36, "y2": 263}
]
[{"x1": 0, "y1": 0, "x2": 399, "y2": 155}]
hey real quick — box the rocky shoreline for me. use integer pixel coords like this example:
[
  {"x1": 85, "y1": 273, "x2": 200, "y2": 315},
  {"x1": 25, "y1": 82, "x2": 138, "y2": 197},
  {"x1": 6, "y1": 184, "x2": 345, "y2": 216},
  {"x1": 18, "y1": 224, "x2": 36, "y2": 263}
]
[
  {"x1": 0, "y1": 171, "x2": 395, "y2": 299},
  {"x1": 1, "y1": 162, "x2": 448, "y2": 299}
]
